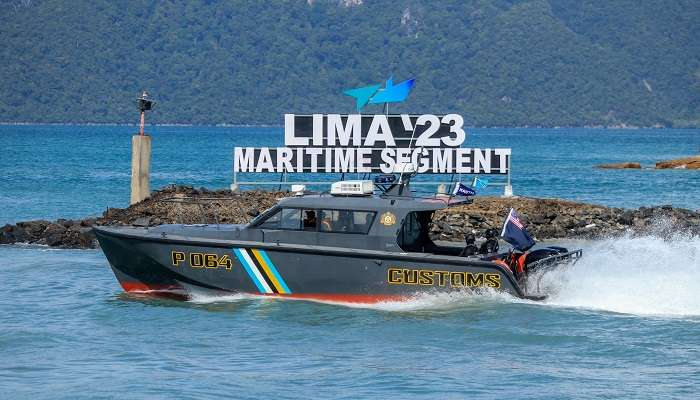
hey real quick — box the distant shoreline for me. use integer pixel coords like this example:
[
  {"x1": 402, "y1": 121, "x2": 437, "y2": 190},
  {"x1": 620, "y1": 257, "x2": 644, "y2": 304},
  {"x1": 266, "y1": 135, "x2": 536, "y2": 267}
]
[
  {"x1": 1, "y1": 121, "x2": 697, "y2": 130},
  {"x1": 0, "y1": 121, "x2": 281, "y2": 128}
]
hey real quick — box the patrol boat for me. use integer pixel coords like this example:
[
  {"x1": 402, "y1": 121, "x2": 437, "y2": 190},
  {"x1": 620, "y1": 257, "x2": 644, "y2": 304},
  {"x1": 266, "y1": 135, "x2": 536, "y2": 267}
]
[{"x1": 94, "y1": 173, "x2": 581, "y2": 303}]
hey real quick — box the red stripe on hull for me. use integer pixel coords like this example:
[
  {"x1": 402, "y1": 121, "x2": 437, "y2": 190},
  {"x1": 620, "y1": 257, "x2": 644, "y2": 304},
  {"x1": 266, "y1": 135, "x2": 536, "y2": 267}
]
[
  {"x1": 120, "y1": 281, "x2": 182, "y2": 292},
  {"x1": 118, "y1": 281, "x2": 406, "y2": 304},
  {"x1": 119, "y1": 281, "x2": 188, "y2": 300}
]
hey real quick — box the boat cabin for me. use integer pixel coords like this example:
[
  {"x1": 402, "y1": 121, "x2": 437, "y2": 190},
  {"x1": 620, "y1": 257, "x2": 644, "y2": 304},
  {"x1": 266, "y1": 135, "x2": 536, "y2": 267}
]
[{"x1": 244, "y1": 191, "x2": 468, "y2": 257}]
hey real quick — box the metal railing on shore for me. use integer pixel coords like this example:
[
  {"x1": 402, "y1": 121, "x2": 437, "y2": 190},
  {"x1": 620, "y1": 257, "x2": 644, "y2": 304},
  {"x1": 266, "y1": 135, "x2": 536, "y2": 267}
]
[{"x1": 231, "y1": 170, "x2": 513, "y2": 196}]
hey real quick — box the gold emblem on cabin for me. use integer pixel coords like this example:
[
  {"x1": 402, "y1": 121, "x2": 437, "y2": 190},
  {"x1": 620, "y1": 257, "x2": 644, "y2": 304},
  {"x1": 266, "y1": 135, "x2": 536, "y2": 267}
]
[{"x1": 380, "y1": 212, "x2": 396, "y2": 226}]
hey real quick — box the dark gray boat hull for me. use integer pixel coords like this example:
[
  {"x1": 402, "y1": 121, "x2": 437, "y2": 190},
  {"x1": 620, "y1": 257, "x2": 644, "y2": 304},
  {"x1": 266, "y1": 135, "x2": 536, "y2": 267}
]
[{"x1": 95, "y1": 226, "x2": 526, "y2": 303}]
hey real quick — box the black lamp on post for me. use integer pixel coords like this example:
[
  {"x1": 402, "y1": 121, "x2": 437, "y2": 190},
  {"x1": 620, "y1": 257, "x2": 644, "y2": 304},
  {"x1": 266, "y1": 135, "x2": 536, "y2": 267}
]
[{"x1": 137, "y1": 90, "x2": 155, "y2": 136}]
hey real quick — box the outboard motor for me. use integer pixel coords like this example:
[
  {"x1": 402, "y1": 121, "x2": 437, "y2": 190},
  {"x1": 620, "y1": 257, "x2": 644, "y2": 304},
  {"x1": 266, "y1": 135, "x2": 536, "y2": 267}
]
[
  {"x1": 506, "y1": 246, "x2": 582, "y2": 284},
  {"x1": 523, "y1": 247, "x2": 570, "y2": 273}
]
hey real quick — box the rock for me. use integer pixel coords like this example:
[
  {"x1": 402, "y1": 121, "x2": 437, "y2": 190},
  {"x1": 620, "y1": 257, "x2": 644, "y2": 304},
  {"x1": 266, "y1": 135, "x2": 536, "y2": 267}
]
[
  {"x1": 553, "y1": 217, "x2": 576, "y2": 229},
  {"x1": 596, "y1": 162, "x2": 642, "y2": 169},
  {"x1": 17, "y1": 220, "x2": 50, "y2": 239},
  {"x1": 80, "y1": 218, "x2": 97, "y2": 227},
  {"x1": 617, "y1": 210, "x2": 635, "y2": 225},
  {"x1": 529, "y1": 214, "x2": 548, "y2": 224},
  {"x1": 436, "y1": 221, "x2": 453, "y2": 235},
  {"x1": 57, "y1": 219, "x2": 75, "y2": 228},
  {"x1": 655, "y1": 155, "x2": 700, "y2": 169},
  {"x1": 79, "y1": 228, "x2": 97, "y2": 248},
  {"x1": 468, "y1": 214, "x2": 486, "y2": 223},
  {"x1": 0, "y1": 224, "x2": 18, "y2": 244},
  {"x1": 537, "y1": 225, "x2": 566, "y2": 238},
  {"x1": 132, "y1": 217, "x2": 150, "y2": 227},
  {"x1": 41, "y1": 224, "x2": 66, "y2": 247}
]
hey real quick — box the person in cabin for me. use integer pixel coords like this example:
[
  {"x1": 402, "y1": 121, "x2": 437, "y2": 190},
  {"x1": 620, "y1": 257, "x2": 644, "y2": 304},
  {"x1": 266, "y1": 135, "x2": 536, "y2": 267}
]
[
  {"x1": 319, "y1": 210, "x2": 334, "y2": 231},
  {"x1": 459, "y1": 232, "x2": 479, "y2": 257},
  {"x1": 302, "y1": 210, "x2": 317, "y2": 230},
  {"x1": 478, "y1": 228, "x2": 500, "y2": 254}
]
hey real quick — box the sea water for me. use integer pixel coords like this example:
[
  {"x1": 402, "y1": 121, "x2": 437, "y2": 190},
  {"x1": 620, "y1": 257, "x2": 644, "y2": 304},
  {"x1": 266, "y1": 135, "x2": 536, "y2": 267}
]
[
  {"x1": 1, "y1": 125, "x2": 699, "y2": 398},
  {"x1": 1, "y1": 125, "x2": 699, "y2": 224}
]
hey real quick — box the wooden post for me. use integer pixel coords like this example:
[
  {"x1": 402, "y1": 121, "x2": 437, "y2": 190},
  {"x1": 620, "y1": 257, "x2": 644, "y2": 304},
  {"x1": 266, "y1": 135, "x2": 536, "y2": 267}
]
[
  {"x1": 139, "y1": 111, "x2": 145, "y2": 136},
  {"x1": 130, "y1": 135, "x2": 151, "y2": 204}
]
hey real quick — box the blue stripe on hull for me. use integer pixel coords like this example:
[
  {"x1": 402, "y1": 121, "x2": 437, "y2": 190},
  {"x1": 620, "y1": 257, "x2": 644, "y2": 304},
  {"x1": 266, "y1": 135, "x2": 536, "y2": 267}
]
[
  {"x1": 233, "y1": 248, "x2": 266, "y2": 293},
  {"x1": 257, "y1": 249, "x2": 292, "y2": 294}
]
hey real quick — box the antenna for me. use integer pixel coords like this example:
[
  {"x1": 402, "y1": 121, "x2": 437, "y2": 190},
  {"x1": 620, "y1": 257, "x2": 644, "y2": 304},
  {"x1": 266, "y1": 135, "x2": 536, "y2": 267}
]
[{"x1": 399, "y1": 117, "x2": 421, "y2": 184}]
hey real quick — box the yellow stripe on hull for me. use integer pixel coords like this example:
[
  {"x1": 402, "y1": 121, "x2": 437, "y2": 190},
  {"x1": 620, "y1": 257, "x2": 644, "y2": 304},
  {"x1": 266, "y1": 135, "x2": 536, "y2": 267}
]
[{"x1": 251, "y1": 249, "x2": 288, "y2": 294}]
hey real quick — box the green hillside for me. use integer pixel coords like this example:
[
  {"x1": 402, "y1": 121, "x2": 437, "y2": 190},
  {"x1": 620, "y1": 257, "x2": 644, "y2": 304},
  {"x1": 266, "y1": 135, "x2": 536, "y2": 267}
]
[{"x1": 1, "y1": 0, "x2": 698, "y2": 127}]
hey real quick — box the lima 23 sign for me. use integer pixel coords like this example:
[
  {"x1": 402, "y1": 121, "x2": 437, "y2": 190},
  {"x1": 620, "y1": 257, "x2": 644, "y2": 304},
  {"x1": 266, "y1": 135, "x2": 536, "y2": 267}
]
[{"x1": 234, "y1": 114, "x2": 511, "y2": 175}]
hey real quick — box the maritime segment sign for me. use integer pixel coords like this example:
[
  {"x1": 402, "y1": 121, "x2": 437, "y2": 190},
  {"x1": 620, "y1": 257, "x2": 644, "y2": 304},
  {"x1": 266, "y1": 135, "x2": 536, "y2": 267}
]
[
  {"x1": 235, "y1": 147, "x2": 510, "y2": 174},
  {"x1": 233, "y1": 113, "x2": 511, "y2": 174}
]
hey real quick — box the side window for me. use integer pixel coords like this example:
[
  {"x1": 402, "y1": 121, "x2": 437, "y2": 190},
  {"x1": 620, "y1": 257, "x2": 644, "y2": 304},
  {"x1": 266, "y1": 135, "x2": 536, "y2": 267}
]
[
  {"x1": 281, "y1": 208, "x2": 303, "y2": 230},
  {"x1": 301, "y1": 209, "x2": 317, "y2": 231},
  {"x1": 257, "y1": 209, "x2": 281, "y2": 229},
  {"x1": 256, "y1": 208, "x2": 376, "y2": 232},
  {"x1": 318, "y1": 210, "x2": 375, "y2": 234},
  {"x1": 353, "y1": 211, "x2": 376, "y2": 233},
  {"x1": 256, "y1": 208, "x2": 302, "y2": 230}
]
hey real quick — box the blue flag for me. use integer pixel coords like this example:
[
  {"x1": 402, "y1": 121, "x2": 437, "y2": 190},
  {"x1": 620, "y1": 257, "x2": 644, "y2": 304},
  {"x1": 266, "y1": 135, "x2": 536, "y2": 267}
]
[
  {"x1": 374, "y1": 174, "x2": 396, "y2": 184},
  {"x1": 500, "y1": 208, "x2": 536, "y2": 251},
  {"x1": 472, "y1": 177, "x2": 489, "y2": 189},
  {"x1": 452, "y1": 182, "x2": 476, "y2": 196}
]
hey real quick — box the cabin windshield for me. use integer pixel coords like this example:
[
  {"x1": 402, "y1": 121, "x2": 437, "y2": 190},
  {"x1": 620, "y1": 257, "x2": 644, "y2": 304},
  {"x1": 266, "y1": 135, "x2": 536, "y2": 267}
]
[
  {"x1": 397, "y1": 211, "x2": 432, "y2": 252},
  {"x1": 397, "y1": 211, "x2": 463, "y2": 256}
]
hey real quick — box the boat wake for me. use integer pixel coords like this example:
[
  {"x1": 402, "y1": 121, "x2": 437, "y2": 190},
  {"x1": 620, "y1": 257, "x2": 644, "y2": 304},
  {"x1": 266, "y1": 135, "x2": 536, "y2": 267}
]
[
  {"x1": 343, "y1": 290, "x2": 526, "y2": 312},
  {"x1": 188, "y1": 292, "x2": 254, "y2": 304},
  {"x1": 187, "y1": 288, "x2": 526, "y2": 312},
  {"x1": 538, "y1": 231, "x2": 700, "y2": 317},
  {"x1": 186, "y1": 231, "x2": 700, "y2": 317}
]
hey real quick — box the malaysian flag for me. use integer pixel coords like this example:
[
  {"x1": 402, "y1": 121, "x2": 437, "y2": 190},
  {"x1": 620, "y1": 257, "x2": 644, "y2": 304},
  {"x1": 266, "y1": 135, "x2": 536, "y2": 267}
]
[{"x1": 500, "y1": 208, "x2": 536, "y2": 251}]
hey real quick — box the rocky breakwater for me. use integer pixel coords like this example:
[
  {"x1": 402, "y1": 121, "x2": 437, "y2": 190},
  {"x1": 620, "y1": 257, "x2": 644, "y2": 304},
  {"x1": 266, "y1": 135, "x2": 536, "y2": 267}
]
[
  {"x1": 1, "y1": 186, "x2": 699, "y2": 249},
  {"x1": 431, "y1": 197, "x2": 700, "y2": 242},
  {"x1": 0, "y1": 186, "x2": 286, "y2": 249}
]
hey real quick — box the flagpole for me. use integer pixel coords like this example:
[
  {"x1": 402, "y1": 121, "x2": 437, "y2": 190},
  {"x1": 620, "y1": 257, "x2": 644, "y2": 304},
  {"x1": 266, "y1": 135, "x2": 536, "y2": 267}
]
[
  {"x1": 501, "y1": 208, "x2": 513, "y2": 237},
  {"x1": 447, "y1": 182, "x2": 455, "y2": 204}
]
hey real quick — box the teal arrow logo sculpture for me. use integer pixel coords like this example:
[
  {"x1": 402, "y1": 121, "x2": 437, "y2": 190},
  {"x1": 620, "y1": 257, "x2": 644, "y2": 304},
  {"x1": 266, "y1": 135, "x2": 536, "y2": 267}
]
[{"x1": 343, "y1": 76, "x2": 415, "y2": 112}]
